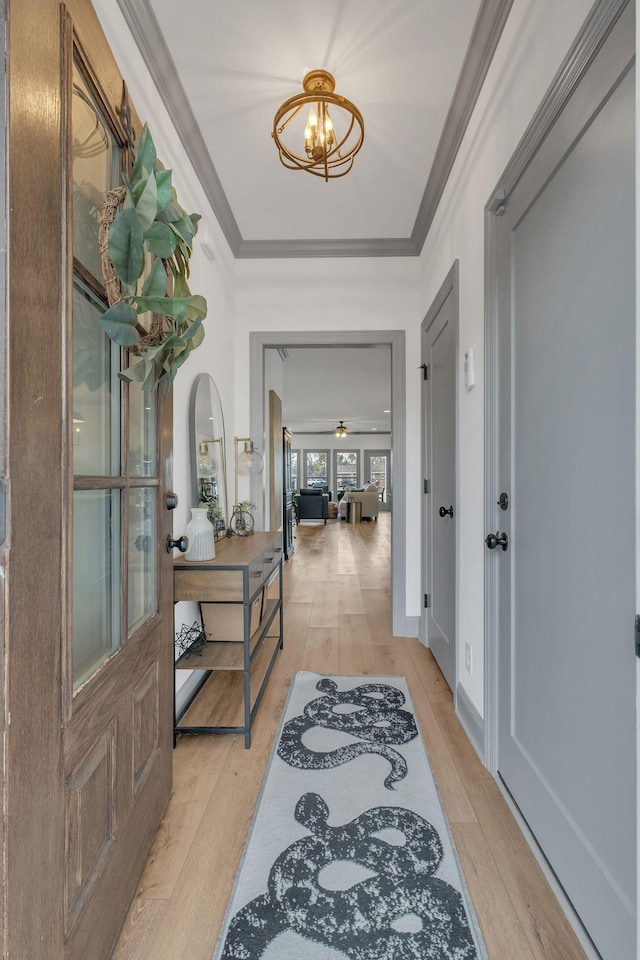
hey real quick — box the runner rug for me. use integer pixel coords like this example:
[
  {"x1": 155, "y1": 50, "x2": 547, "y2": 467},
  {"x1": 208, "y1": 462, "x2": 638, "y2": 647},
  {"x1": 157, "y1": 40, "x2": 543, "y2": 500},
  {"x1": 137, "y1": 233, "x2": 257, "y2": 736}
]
[{"x1": 213, "y1": 672, "x2": 488, "y2": 960}]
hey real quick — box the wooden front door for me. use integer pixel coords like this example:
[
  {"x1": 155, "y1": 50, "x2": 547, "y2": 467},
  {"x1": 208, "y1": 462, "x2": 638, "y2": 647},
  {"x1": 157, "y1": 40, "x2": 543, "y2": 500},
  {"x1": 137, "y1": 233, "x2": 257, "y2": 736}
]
[{"x1": 5, "y1": 3, "x2": 174, "y2": 957}]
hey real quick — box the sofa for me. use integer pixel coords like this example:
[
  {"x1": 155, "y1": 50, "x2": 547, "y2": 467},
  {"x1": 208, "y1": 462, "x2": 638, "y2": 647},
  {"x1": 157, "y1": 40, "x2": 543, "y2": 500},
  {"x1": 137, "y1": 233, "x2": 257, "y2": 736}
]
[
  {"x1": 338, "y1": 484, "x2": 380, "y2": 521},
  {"x1": 294, "y1": 488, "x2": 329, "y2": 524}
]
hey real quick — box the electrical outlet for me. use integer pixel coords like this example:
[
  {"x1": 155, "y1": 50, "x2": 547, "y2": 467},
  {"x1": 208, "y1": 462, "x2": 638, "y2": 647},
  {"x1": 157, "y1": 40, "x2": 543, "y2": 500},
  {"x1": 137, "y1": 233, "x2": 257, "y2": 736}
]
[{"x1": 464, "y1": 643, "x2": 472, "y2": 675}]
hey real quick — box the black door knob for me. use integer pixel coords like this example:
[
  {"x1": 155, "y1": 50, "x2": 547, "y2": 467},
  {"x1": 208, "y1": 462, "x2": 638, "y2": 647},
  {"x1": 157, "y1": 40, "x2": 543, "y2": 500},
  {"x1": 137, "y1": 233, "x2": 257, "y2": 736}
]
[
  {"x1": 166, "y1": 491, "x2": 179, "y2": 510},
  {"x1": 439, "y1": 505, "x2": 454, "y2": 518},
  {"x1": 485, "y1": 531, "x2": 508, "y2": 551},
  {"x1": 166, "y1": 534, "x2": 188, "y2": 554}
]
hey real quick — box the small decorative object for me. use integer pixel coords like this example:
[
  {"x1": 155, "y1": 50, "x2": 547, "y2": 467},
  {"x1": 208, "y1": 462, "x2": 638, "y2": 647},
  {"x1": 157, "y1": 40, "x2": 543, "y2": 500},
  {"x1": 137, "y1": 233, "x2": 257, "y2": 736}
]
[
  {"x1": 175, "y1": 620, "x2": 208, "y2": 658},
  {"x1": 228, "y1": 501, "x2": 255, "y2": 538},
  {"x1": 98, "y1": 123, "x2": 207, "y2": 396},
  {"x1": 185, "y1": 507, "x2": 216, "y2": 561}
]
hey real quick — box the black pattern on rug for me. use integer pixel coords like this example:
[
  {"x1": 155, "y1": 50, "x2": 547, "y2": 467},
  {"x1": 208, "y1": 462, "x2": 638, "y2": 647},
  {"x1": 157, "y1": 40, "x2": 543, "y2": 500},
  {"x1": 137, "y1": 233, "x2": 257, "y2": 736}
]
[
  {"x1": 277, "y1": 678, "x2": 419, "y2": 789},
  {"x1": 221, "y1": 791, "x2": 478, "y2": 960}
]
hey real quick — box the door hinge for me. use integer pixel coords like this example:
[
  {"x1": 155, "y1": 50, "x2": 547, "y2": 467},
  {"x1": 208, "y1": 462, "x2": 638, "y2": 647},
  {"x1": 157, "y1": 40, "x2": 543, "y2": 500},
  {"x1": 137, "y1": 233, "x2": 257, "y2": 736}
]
[
  {"x1": 424, "y1": 478, "x2": 430, "y2": 494},
  {"x1": 635, "y1": 615, "x2": 640, "y2": 658},
  {"x1": 424, "y1": 593, "x2": 430, "y2": 609},
  {"x1": 419, "y1": 363, "x2": 430, "y2": 381}
]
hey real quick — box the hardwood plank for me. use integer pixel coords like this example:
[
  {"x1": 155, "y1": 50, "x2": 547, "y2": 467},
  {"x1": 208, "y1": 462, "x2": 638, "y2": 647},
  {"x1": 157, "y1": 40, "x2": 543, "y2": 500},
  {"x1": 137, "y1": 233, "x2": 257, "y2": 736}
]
[
  {"x1": 302, "y1": 626, "x2": 340, "y2": 675},
  {"x1": 113, "y1": 514, "x2": 587, "y2": 960},
  {"x1": 452, "y1": 822, "x2": 540, "y2": 960},
  {"x1": 134, "y1": 737, "x2": 233, "y2": 900},
  {"x1": 468, "y1": 780, "x2": 588, "y2": 960},
  {"x1": 111, "y1": 899, "x2": 167, "y2": 960}
]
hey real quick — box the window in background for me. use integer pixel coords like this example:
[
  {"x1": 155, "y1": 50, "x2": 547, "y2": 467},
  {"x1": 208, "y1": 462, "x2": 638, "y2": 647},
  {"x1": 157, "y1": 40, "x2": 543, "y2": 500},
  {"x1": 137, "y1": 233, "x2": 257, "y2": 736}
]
[
  {"x1": 304, "y1": 449, "x2": 329, "y2": 489},
  {"x1": 334, "y1": 449, "x2": 359, "y2": 493},
  {"x1": 291, "y1": 449, "x2": 300, "y2": 491}
]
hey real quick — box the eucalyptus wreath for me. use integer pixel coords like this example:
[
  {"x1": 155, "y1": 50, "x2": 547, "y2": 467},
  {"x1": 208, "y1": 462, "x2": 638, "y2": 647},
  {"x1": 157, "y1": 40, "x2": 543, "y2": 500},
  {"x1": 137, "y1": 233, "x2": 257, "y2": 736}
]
[{"x1": 99, "y1": 123, "x2": 207, "y2": 395}]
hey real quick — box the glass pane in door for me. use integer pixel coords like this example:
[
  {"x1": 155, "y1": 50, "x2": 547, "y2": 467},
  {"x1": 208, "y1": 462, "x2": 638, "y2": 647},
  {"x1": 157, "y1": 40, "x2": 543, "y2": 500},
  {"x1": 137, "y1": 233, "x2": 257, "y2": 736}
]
[
  {"x1": 72, "y1": 489, "x2": 121, "y2": 688},
  {"x1": 72, "y1": 281, "x2": 121, "y2": 476},
  {"x1": 129, "y1": 383, "x2": 156, "y2": 477},
  {"x1": 128, "y1": 487, "x2": 157, "y2": 634},
  {"x1": 72, "y1": 62, "x2": 118, "y2": 277}
]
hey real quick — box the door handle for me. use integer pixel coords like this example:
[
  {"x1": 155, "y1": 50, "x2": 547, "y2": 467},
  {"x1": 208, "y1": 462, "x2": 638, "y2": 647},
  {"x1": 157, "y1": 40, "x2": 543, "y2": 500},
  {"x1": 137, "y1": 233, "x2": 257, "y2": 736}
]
[
  {"x1": 439, "y1": 505, "x2": 454, "y2": 518},
  {"x1": 485, "y1": 531, "x2": 508, "y2": 551},
  {"x1": 166, "y1": 491, "x2": 179, "y2": 510},
  {"x1": 166, "y1": 534, "x2": 188, "y2": 554}
]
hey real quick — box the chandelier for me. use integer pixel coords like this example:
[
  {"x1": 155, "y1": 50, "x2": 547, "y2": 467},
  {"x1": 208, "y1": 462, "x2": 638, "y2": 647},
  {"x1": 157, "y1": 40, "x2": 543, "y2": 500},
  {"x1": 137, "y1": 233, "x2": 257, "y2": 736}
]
[
  {"x1": 272, "y1": 70, "x2": 364, "y2": 182},
  {"x1": 335, "y1": 420, "x2": 348, "y2": 438}
]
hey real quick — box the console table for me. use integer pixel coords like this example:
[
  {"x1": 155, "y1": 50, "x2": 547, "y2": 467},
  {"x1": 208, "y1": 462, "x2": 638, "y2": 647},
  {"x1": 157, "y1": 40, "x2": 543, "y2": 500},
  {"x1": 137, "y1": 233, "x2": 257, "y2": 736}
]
[{"x1": 173, "y1": 531, "x2": 283, "y2": 747}]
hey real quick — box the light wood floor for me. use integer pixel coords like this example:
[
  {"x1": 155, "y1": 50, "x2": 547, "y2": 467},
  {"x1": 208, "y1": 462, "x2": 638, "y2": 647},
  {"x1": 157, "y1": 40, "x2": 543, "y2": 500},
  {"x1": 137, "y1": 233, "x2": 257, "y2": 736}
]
[{"x1": 112, "y1": 514, "x2": 588, "y2": 960}]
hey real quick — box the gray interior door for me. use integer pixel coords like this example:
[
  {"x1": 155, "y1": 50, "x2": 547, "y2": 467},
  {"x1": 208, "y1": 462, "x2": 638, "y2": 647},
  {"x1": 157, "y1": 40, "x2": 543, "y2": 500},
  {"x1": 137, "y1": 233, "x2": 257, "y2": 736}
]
[
  {"x1": 493, "y1": 7, "x2": 636, "y2": 957},
  {"x1": 422, "y1": 266, "x2": 457, "y2": 690}
]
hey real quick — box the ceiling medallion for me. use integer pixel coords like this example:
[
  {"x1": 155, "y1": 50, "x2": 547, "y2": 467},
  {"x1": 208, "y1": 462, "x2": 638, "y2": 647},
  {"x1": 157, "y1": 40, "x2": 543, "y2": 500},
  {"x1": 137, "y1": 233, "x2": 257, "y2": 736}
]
[
  {"x1": 272, "y1": 70, "x2": 364, "y2": 182},
  {"x1": 335, "y1": 420, "x2": 348, "y2": 438}
]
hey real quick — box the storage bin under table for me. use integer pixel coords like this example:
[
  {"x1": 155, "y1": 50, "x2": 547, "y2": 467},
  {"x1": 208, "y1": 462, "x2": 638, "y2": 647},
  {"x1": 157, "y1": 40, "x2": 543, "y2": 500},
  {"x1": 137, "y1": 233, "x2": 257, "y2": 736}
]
[{"x1": 173, "y1": 531, "x2": 283, "y2": 748}]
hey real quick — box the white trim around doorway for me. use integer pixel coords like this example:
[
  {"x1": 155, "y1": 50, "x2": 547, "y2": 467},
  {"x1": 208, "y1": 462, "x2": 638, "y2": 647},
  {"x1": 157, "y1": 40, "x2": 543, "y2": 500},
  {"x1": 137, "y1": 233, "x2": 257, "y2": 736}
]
[{"x1": 249, "y1": 330, "x2": 407, "y2": 637}]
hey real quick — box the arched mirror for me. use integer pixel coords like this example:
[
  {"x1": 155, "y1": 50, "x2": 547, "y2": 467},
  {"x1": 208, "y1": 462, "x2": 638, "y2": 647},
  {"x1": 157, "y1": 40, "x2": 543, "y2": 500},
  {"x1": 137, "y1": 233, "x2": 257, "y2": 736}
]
[{"x1": 189, "y1": 374, "x2": 228, "y2": 539}]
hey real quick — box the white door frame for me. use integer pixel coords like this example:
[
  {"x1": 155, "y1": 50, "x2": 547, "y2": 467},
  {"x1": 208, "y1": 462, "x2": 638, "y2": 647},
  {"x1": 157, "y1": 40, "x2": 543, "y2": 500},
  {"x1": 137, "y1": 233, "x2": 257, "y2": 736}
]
[
  {"x1": 420, "y1": 261, "x2": 459, "y2": 693},
  {"x1": 249, "y1": 330, "x2": 407, "y2": 637}
]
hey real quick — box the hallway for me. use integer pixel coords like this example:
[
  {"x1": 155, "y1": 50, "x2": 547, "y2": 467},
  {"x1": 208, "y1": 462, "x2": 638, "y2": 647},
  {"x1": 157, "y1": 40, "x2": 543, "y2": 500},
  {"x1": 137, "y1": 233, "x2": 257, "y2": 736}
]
[{"x1": 113, "y1": 515, "x2": 588, "y2": 960}]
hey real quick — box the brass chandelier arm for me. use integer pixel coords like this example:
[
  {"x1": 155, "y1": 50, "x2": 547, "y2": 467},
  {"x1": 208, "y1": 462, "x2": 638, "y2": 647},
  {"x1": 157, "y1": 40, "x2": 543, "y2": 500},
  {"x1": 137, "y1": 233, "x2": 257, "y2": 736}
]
[{"x1": 271, "y1": 69, "x2": 364, "y2": 182}]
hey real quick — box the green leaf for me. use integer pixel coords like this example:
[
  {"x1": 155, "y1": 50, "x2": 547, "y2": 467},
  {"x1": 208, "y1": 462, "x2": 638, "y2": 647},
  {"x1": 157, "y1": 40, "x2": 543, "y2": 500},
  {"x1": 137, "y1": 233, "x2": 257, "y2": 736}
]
[
  {"x1": 189, "y1": 319, "x2": 205, "y2": 349},
  {"x1": 108, "y1": 208, "x2": 144, "y2": 285},
  {"x1": 156, "y1": 201, "x2": 183, "y2": 223},
  {"x1": 189, "y1": 213, "x2": 201, "y2": 233},
  {"x1": 155, "y1": 169, "x2": 172, "y2": 212},
  {"x1": 181, "y1": 296, "x2": 207, "y2": 323},
  {"x1": 134, "y1": 295, "x2": 199, "y2": 316},
  {"x1": 141, "y1": 258, "x2": 168, "y2": 298},
  {"x1": 143, "y1": 221, "x2": 177, "y2": 259},
  {"x1": 118, "y1": 358, "x2": 147, "y2": 383},
  {"x1": 131, "y1": 124, "x2": 156, "y2": 182},
  {"x1": 134, "y1": 173, "x2": 157, "y2": 232},
  {"x1": 173, "y1": 273, "x2": 191, "y2": 298},
  {"x1": 100, "y1": 302, "x2": 140, "y2": 347}
]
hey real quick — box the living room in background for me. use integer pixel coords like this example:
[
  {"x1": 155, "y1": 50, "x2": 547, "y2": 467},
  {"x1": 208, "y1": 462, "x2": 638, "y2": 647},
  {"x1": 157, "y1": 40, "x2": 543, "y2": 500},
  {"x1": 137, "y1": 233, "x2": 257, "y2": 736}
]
[
  {"x1": 304, "y1": 449, "x2": 329, "y2": 489},
  {"x1": 333, "y1": 449, "x2": 360, "y2": 495}
]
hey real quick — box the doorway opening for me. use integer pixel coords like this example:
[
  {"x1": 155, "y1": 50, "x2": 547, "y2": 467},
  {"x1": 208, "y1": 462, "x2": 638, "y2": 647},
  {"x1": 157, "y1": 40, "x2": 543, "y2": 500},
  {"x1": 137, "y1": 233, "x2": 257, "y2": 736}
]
[{"x1": 249, "y1": 331, "x2": 407, "y2": 637}]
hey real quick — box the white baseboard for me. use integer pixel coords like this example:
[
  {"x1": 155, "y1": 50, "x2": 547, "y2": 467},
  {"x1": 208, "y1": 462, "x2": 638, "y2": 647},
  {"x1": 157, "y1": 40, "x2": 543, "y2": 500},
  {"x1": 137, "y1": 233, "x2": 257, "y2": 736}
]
[
  {"x1": 455, "y1": 682, "x2": 485, "y2": 764},
  {"x1": 403, "y1": 616, "x2": 420, "y2": 639}
]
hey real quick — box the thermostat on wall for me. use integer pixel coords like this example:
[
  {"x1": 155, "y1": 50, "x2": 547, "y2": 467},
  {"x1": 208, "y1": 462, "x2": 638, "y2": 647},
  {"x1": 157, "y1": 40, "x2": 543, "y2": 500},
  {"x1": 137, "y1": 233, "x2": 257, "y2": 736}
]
[{"x1": 464, "y1": 348, "x2": 475, "y2": 389}]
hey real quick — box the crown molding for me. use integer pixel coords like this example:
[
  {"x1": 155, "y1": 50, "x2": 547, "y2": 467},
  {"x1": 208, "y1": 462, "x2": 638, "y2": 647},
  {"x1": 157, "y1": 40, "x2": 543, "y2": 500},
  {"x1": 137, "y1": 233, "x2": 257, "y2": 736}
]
[
  {"x1": 236, "y1": 237, "x2": 418, "y2": 259},
  {"x1": 115, "y1": 0, "x2": 243, "y2": 254},
  {"x1": 411, "y1": 0, "x2": 515, "y2": 254},
  {"x1": 116, "y1": 0, "x2": 513, "y2": 260}
]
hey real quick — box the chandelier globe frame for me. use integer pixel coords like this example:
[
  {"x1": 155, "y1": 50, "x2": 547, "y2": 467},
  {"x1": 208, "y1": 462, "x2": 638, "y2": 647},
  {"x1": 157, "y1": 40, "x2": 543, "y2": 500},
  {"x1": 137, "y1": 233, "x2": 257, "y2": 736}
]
[{"x1": 272, "y1": 69, "x2": 364, "y2": 182}]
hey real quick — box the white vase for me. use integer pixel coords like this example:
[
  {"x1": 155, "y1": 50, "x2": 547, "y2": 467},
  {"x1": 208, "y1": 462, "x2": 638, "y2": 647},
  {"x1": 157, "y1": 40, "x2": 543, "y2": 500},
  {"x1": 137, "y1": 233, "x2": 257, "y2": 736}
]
[{"x1": 184, "y1": 507, "x2": 216, "y2": 561}]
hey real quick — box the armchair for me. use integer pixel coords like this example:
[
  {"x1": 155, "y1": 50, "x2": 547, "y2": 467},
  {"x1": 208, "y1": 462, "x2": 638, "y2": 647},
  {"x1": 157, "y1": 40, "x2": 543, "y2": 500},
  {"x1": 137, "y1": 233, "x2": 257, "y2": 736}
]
[{"x1": 294, "y1": 489, "x2": 329, "y2": 524}]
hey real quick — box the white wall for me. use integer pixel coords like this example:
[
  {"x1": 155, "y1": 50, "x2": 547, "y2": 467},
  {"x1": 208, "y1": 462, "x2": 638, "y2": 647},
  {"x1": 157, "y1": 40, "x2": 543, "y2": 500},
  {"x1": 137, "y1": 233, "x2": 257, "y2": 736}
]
[
  {"x1": 235, "y1": 258, "x2": 421, "y2": 621},
  {"x1": 93, "y1": 0, "x2": 238, "y2": 698},
  {"x1": 417, "y1": 0, "x2": 594, "y2": 713},
  {"x1": 96, "y1": 0, "x2": 600, "y2": 716}
]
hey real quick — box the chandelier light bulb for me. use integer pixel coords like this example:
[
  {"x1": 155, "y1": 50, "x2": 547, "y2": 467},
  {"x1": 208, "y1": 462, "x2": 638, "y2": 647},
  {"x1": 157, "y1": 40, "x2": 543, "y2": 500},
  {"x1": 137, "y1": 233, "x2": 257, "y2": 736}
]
[{"x1": 272, "y1": 69, "x2": 364, "y2": 181}]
